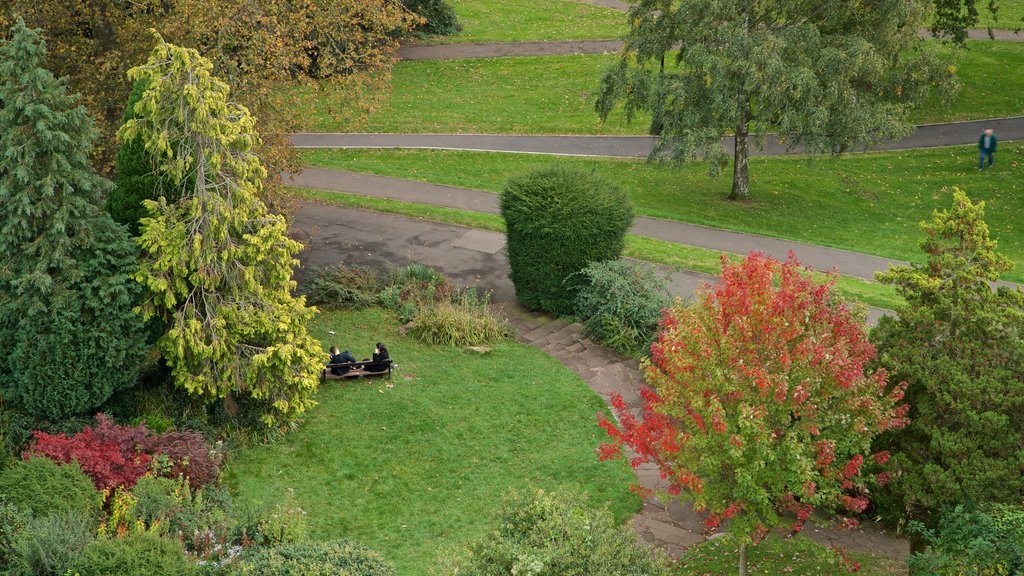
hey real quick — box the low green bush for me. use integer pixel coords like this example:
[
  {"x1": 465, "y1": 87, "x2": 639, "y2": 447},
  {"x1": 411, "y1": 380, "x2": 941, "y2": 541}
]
[
  {"x1": 379, "y1": 263, "x2": 453, "y2": 323},
  {"x1": 0, "y1": 502, "x2": 28, "y2": 569},
  {"x1": 501, "y1": 167, "x2": 634, "y2": 316},
  {"x1": 575, "y1": 259, "x2": 671, "y2": 356},
  {"x1": 909, "y1": 504, "x2": 1024, "y2": 575},
  {"x1": 8, "y1": 513, "x2": 94, "y2": 576},
  {"x1": 408, "y1": 290, "x2": 513, "y2": 347},
  {"x1": 0, "y1": 457, "x2": 102, "y2": 524},
  {"x1": 231, "y1": 539, "x2": 394, "y2": 576},
  {"x1": 401, "y1": 0, "x2": 461, "y2": 36},
  {"x1": 73, "y1": 532, "x2": 197, "y2": 576},
  {"x1": 444, "y1": 488, "x2": 670, "y2": 576},
  {"x1": 303, "y1": 265, "x2": 382, "y2": 310}
]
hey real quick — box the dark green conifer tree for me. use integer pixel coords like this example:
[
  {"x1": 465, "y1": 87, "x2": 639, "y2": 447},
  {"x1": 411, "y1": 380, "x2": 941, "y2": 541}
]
[{"x1": 0, "y1": 20, "x2": 146, "y2": 420}]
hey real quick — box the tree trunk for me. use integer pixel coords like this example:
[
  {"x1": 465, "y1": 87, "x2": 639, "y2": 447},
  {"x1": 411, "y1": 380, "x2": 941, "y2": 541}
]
[
  {"x1": 738, "y1": 542, "x2": 748, "y2": 576},
  {"x1": 730, "y1": 114, "x2": 751, "y2": 201}
]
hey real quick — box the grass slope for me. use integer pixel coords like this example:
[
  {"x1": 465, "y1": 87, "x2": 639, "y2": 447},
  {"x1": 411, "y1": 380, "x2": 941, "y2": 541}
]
[
  {"x1": 224, "y1": 308, "x2": 640, "y2": 575},
  {"x1": 430, "y1": 0, "x2": 626, "y2": 43},
  {"x1": 300, "y1": 145, "x2": 1024, "y2": 283}
]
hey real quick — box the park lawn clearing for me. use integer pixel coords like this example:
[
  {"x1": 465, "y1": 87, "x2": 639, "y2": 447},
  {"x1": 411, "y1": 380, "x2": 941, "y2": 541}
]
[
  {"x1": 288, "y1": 187, "x2": 904, "y2": 311},
  {"x1": 292, "y1": 41, "x2": 1022, "y2": 134},
  {"x1": 425, "y1": 0, "x2": 626, "y2": 44},
  {"x1": 977, "y1": 0, "x2": 1024, "y2": 29},
  {"x1": 912, "y1": 39, "x2": 1024, "y2": 124},
  {"x1": 300, "y1": 144, "x2": 1024, "y2": 283},
  {"x1": 676, "y1": 534, "x2": 906, "y2": 576},
  {"x1": 224, "y1": 307, "x2": 640, "y2": 575}
]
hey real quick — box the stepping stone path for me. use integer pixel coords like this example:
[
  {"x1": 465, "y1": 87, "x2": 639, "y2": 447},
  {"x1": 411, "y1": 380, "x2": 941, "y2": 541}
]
[{"x1": 500, "y1": 301, "x2": 910, "y2": 562}]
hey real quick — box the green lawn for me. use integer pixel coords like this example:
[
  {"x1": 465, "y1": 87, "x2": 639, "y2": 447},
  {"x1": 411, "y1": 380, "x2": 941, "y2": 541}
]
[
  {"x1": 294, "y1": 40, "x2": 1022, "y2": 134},
  {"x1": 677, "y1": 534, "x2": 905, "y2": 576},
  {"x1": 424, "y1": 0, "x2": 625, "y2": 44},
  {"x1": 300, "y1": 144, "x2": 1024, "y2": 283},
  {"x1": 978, "y1": 0, "x2": 1024, "y2": 29},
  {"x1": 912, "y1": 40, "x2": 1024, "y2": 123},
  {"x1": 224, "y1": 308, "x2": 640, "y2": 575}
]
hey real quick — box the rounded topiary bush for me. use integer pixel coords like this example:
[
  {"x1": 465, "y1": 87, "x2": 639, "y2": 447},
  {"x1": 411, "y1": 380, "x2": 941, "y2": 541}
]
[
  {"x1": 501, "y1": 167, "x2": 633, "y2": 316},
  {"x1": 575, "y1": 259, "x2": 671, "y2": 356},
  {"x1": 232, "y1": 539, "x2": 394, "y2": 576},
  {"x1": 402, "y1": 0, "x2": 462, "y2": 36},
  {"x1": 0, "y1": 458, "x2": 102, "y2": 524}
]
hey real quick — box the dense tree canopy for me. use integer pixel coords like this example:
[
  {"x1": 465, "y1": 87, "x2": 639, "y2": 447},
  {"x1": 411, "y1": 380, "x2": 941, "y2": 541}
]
[
  {"x1": 1, "y1": 0, "x2": 416, "y2": 177},
  {"x1": 123, "y1": 38, "x2": 323, "y2": 426},
  {"x1": 600, "y1": 253, "x2": 907, "y2": 574},
  {"x1": 871, "y1": 190, "x2": 1024, "y2": 521},
  {"x1": 597, "y1": 0, "x2": 956, "y2": 200},
  {"x1": 0, "y1": 20, "x2": 146, "y2": 420}
]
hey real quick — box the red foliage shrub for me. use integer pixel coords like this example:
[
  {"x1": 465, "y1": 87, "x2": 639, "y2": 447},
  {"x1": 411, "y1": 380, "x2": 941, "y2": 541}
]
[{"x1": 25, "y1": 413, "x2": 220, "y2": 494}]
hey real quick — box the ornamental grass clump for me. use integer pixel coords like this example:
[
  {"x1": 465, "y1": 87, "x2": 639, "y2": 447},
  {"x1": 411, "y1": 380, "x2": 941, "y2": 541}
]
[
  {"x1": 408, "y1": 289, "x2": 513, "y2": 347},
  {"x1": 303, "y1": 265, "x2": 382, "y2": 310},
  {"x1": 501, "y1": 167, "x2": 633, "y2": 316}
]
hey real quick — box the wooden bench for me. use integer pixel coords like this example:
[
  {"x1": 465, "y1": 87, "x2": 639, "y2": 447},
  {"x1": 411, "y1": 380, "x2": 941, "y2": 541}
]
[{"x1": 321, "y1": 360, "x2": 394, "y2": 383}]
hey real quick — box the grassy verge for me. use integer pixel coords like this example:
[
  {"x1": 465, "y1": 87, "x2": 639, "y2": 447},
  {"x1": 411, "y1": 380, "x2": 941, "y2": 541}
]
[
  {"x1": 292, "y1": 40, "x2": 1022, "y2": 134},
  {"x1": 423, "y1": 0, "x2": 625, "y2": 44},
  {"x1": 289, "y1": 187, "x2": 904, "y2": 310},
  {"x1": 977, "y1": 0, "x2": 1024, "y2": 29},
  {"x1": 912, "y1": 40, "x2": 1024, "y2": 124},
  {"x1": 299, "y1": 144, "x2": 1024, "y2": 283},
  {"x1": 677, "y1": 534, "x2": 906, "y2": 576},
  {"x1": 224, "y1": 307, "x2": 639, "y2": 575}
]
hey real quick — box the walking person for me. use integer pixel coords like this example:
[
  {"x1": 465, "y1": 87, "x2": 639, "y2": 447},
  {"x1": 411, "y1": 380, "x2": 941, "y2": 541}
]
[{"x1": 979, "y1": 128, "x2": 997, "y2": 170}]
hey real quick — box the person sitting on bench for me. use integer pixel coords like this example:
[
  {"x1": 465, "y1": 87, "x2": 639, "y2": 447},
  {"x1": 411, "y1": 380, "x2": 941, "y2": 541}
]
[
  {"x1": 372, "y1": 342, "x2": 390, "y2": 363},
  {"x1": 328, "y1": 346, "x2": 357, "y2": 375}
]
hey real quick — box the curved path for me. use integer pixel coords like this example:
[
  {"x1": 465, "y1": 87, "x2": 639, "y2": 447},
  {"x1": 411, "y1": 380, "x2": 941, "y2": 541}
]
[
  {"x1": 294, "y1": 116, "x2": 1024, "y2": 156},
  {"x1": 399, "y1": 29, "x2": 1023, "y2": 61},
  {"x1": 291, "y1": 200, "x2": 911, "y2": 562}
]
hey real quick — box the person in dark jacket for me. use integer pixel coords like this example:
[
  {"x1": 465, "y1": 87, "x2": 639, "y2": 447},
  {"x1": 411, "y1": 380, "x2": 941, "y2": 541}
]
[
  {"x1": 328, "y1": 346, "x2": 357, "y2": 375},
  {"x1": 372, "y1": 342, "x2": 390, "y2": 363},
  {"x1": 979, "y1": 128, "x2": 998, "y2": 169}
]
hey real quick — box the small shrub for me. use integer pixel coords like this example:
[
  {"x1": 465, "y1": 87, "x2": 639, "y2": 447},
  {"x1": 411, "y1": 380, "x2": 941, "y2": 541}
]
[
  {"x1": 131, "y1": 477, "x2": 235, "y2": 558},
  {"x1": 0, "y1": 457, "x2": 102, "y2": 523},
  {"x1": 401, "y1": 0, "x2": 462, "y2": 36},
  {"x1": 26, "y1": 414, "x2": 221, "y2": 493},
  {"x1": 238, "y1": 491, "x2": 309, "y2": 548},
  {"x1": 501, "y1": 167, "x2": 633, "y2": 316},
  {"x1": 0, "y1": 502, "x2": 29, "y2": 568},
  {"x1": 303, "y1": 265, "x2": 381, "y2": 310},
  {"x1": 73, "y1": 532, "x2": 197, "y2": 576},
  {"x1": 444, "y1": 488, "x2": 670, "y2": 576},
  {"x1": 909, "y1": 504, "x2": 1024, "y2": 575},
  {"x1": 408, "y1": 290, "x2": 513, "y2": 347},
  {"x1": 380, "y1": 264, "x2": 453, "y2": 323},
  {"x1": 8, "y1": 513, "x2": 94, "y2": 576},
  {"x1": 232, "y1": 539, "x2": 394, "y2": 576},
  {"x1": 575, "y1": 259, "x2": 671, "y2": 356}
]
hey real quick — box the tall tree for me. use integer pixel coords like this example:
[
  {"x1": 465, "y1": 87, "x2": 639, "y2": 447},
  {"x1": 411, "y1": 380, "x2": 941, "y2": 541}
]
[
  {"x1": 871, "y1": 190, "x2": 1024, "y2": 521},
  {"x1": 599, "y1": 253, "x2": 908, "y2": 576},
  {"x1": 122, "y1": 38, "x2": 323, "y2": 427},
  {"x1": 932, "y1": 0, "x2": 1011, "y2": 43},
  {"x1": 2, "y1": 0, "x2": 415, "y2": 178},
  {"x1": 0, "y1": 19, "x2": 146, "y2": 420},
  {"x1": 597, "y1": 0, "x2": 956, "y2": 200}
]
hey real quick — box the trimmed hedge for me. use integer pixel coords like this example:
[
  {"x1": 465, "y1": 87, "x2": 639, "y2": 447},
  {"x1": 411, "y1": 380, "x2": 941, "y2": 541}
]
[
  {"x1": 231, "y1": 539, "x2": 394, "y2": 576},
  {"x1": 575, "y1": 259, "x2": 671, "y2": 356},
  {"x1": 501, "y1": 167, "x2": 633, "y2": 316}
]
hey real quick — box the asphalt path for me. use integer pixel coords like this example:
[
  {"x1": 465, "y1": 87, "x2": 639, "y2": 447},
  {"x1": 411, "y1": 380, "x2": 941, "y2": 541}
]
[{"x1": 291, "y1": 116, "x2": 1024, "y2": 157}]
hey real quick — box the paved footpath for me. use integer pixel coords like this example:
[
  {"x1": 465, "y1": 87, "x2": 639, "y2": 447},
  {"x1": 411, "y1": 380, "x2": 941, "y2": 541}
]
[
  {"x1": 293, "y1": 116, "x2": 1024, "y2": 156},
  {"x1": 398, "y1": 29, "x2": 1023, "y2": 60},
  {"x1": 289, "y1": 166, "x2": 906, "y2": 287},
  {"x1": 291, "y1": 200, "x2": 910, "y2": 562}
]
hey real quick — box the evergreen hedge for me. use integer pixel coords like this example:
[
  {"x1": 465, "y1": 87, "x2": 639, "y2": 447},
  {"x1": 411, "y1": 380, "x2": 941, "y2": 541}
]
[
  {"x1": 501, "y1": 167, "x2": 633, "y2": 315},
  {"x1": 402, "y1": 0, "x2": 462, "y2": 36},
  {"x1": 232, "y1": 539, "x2": 394, "y2": 576}
]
